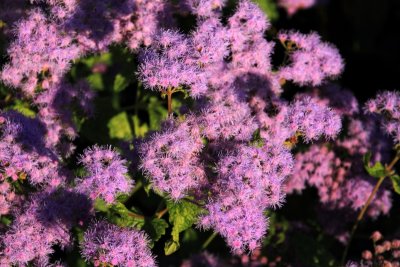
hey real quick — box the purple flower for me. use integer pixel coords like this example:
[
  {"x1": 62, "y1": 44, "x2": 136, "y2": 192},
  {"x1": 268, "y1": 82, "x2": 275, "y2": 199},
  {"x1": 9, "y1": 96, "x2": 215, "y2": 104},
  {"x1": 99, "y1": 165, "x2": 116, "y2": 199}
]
[
  {"x1": 81, "y1": 220, "x2": 155, "y2": 267},
  {"x1": 278, "y1": 0, "x2": 317, "y2": 16},
  {"x1": 278, "y1": 31, "x2": 344, "y2": 86},
  {"x1": 0, "y1": 9, "x2": 81, "y2": 95},
  {"x1": 200, "y1": 144, "x2": 292, "y2": 253},
  {"x1": 1, "y1": 189, "x2": 92, "y2": 265},
  {"x1": 183, "y1": 0, "x2": 227, "y2": 18},
  {"x1": 365, "y1": 91, "x2": 400, "y2": 143},
  {"x1": 0, "y1": 111, "x2": 68, "y2": 187},
  {"x1": 75, "y1": 146, "x2": 133, "y2": 203},
  {"x1": 138, "y1": 30, "x2": 207, "y2": 97},
  {"x1": 139, "y1": 116, "x2": 206, "y2": 200}
]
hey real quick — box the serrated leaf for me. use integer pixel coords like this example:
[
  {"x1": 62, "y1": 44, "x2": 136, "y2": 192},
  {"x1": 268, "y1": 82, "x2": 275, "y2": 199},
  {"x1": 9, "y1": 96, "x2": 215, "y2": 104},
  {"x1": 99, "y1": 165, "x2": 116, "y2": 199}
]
[
  {"x1": 132, "y1": 115, "x2": 149, "y2": 137},
  {"x1": 107, "y1": 202, "x2": 145, "y2": 229},
  {"x1": 94, "y1": 198, "x2": 109, "y2": 212},
  {"x1": 144, "y1": 218, "x2": 169, "y2": 243},
  {"x1": 390, "y1": 175, "x2": 400, "y2": 195},
  {"x1": 166, "y1": 199, "x2": 204, "y2": 255},
  {"x1": 164, "y1": 239, "x2": 180, "y2": 256},
  {"x1": 148, "y1": 96, "x2": 168, "y2": 130},
  {"x1": 107, "y1": 112, "x2": 133, "y2": 140},
  {"x1": 363, "y1": 152, "x2": 387, "y2": 178},
  {"x1": 113, "y1": 74, "x2": 129, "y2": 93}
]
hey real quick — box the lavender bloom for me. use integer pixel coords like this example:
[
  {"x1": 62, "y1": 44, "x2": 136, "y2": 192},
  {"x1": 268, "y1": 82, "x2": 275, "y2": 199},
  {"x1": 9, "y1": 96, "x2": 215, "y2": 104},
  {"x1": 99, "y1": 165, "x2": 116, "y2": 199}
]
[
  {"x1": 138, "y1": 30, "x2": 207, "y2": 97},
  {"x1": 0, "y1": 111, "x2": 67, "y2": 187},
  {"x1": 35, "y1": 80, "x2": 95, "y2": 155},
  {"x1": 200, "y1": 144, "x2": 292, "y2": 253},
  {"x1": 0, "y1": 9, "x2": 81, "y2": 95},
  {"x1": 139, "y1": 116, "x2": 206, "y2": 200},
  {"x1": 228, "y1": 1, "x2": 274, "y2": 74},
  {"x1": 198, "y1": 86, "x2": 257, "y2": 141},
  {"x1": 365, "y1": 91, "x2": 400, "y2": 143},
  {"x1": 190, "y1": 18, "x2": 229, "y2": 71},
  {"x1": 75, "y1": 146, "x2": 132, "y2": 203},
  {"x1": 285, "y1": 90, "x2": 392, "y2": 217},
  {"x1": 1, "y1": 189, "x2": 92, "y2": 265},
  {"x1": 287, "y1": 95, "x2": 342, "y2": 141},
  {"x1": 183, "y1": 0, "x2": 227, "y2": 18},
  {"x1": 278, "y1": 0, "x2": 317, "y2": 16},
  {"x1": 81, "y1": 220, "x2": 156, "y2": 267},
  {"x1": 278, "y1": 31, "x2": 344, "y2": 86}
]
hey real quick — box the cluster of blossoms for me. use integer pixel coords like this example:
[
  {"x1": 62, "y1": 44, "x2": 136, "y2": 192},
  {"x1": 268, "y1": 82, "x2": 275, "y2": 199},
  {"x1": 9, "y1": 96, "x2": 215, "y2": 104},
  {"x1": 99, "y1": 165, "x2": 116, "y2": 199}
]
[
  {"x1": 81, "y1": 220, "x2": 155, "y2": 267},
  {"x1": 348, "y1": 231, "x2": 400, "y2": 267},
  {"x1": 365, "y1": 91, "x2": 400, "y2": 143},
  {"x1": 278, "y1": 31, "x2": 344, "y2": 86},
  {"x1": 1, "y1": 189, "x2": 92, "y2": 266},
  {"x1": 138, "y1": 0, "x2": 343, "y2": 253},
  {"x1": 75, "y1": 146, "x2": 133, "y2": 203},
  {"x1": 278, "y1": 0, "x2": 317, "y2": 16},
  {"x1": 2, "y1": 0, "x2": 396, "y2": 265},
  {"x1": 284, "y1": 87, "x2": 394, "y2": 243}
]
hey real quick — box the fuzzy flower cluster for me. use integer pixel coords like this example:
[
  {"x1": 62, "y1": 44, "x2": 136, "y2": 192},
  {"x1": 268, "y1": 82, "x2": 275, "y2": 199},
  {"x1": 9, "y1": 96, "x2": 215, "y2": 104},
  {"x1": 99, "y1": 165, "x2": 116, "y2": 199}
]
[
  {"x1": 81, "y1": 220, "x2": 156, "y2": 267},
  {"x1": 138, "y1": 0, "x2": 343, "y2": 253},
  {"x1": 278, "y1": 0, "x2": 317, "y2": 16},
  {"x1": 278, "y1": 31, "x2": 344, "y2": 86},
  {"x1": 348, "y1": 231, "x2": 400, "y2": 267},
  {"x1": 182, "y1": 0, "x2": 227, "y2": 17},
  {"x1": 200, "y1": 145, "x2": 292, "y2": 253},
  {"x1": 139, "y1": 30, "x2": 208, "y2": 97},
  {"x1": 139, "y1": 117, "x2": 206, "y2": 200},
  {"x1": 365, "y1": 91, "x2": 400, "y2": 143},
  {"x1": 286, "y1": 87, "x2": 393, "y2": 220},
  {"x1": 0, "y1": 111, "x2": 67, "y2": 188},
  {"x1": 1, "y1": 9, "x2": 80, "y2": 95},
  {"x1": 1, "y1": 189, "x2": 92, "y2": 266},
  {"x1": 75, "y1": 146, "x2": 133, "y2": 203}
]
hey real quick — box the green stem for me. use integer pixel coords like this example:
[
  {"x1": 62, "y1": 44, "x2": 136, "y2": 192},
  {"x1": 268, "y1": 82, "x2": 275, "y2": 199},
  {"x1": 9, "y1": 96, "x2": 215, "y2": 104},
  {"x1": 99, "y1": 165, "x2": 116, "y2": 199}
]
[
  {"x1": 202, "y1": 232, "x2": 218, "y2": 250},
  {"x1": 340, "y1": 154, "x2": 400, "y2": 265}
]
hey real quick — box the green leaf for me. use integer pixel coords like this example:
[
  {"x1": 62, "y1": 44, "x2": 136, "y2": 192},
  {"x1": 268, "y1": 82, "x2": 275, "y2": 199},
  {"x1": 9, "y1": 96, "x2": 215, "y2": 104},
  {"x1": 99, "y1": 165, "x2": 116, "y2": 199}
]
[
  {"x1": 109, "y1": 202, "x2": 145, "y2": 229},
  {"x1": 363, "y1": 152, "x2": 387, "y2": 178},
  {"x1": 113, "y1": 74, "x2": 129, "y2": 93},
  {"x1": 132, "y1": 115, "x2": 149, "y2": 137},
  {"x1": 164, "y1": 239, "x2": 180, "y2": 256},
  {"x1": 94, "y1": 198, "x2": 109, "y2": 212},
  {"x1": 107, "y1": 112, "x2": 133, "y2": 140},
  {"x1": 87, "y1": 73, "x2": 104, "y2": 91},
  {"x1": 252, "y1": 0, "x2": 279, "y2": 21},
  {"x1": 250, "y1": 129, "x2": 265, "y2": 148},
  {"x1": 10, "y1": 100, "x2": 36, "y2": 118},
  {"x1": 144, "y1": 218, "x2": 169, "y2": 243},
  {"x1": 165, "y1": 199, "x2": 204, "y2": 254},
  {"x1": 148, "y1": 96, "x2": 168, "y2": 130},
  {"x1": 390, "y1": 175, "x2": 400, "y2": 195}
]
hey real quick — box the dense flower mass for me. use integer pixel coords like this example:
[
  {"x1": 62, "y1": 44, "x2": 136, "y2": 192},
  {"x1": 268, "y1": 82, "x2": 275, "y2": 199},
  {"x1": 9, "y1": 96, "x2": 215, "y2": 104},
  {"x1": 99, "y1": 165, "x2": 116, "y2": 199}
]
[
  {"x1": 0, "y1": 111, "x2": 66, "y2": 188},
  {"x1": 82, "y1": 220, "x2": 156, "y2": 267},
  {"x1": 0, "y1": 0, "x2": 396, "y2": 265},
  {"x1": 365, "y1": 91, "x2": 400, "y2": 143},
  {"x1": 75, "y1": 146, "x2": 132, "y2": 203},
  {"x1": 200, "y1": 144, "x2": 293, "y2": 253},
  {"x1": 278, "y1": 31, "x2": 344, "y2": 86},
  {"x1": 1, "y1": 10, "x2": 80, "y2": 95},
  {"x1": 1, "y1": 189, "x2": 92, "y2": 265},
  {"x1": 139, "y1": 117, "x2": 205, "y2": 200}
]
